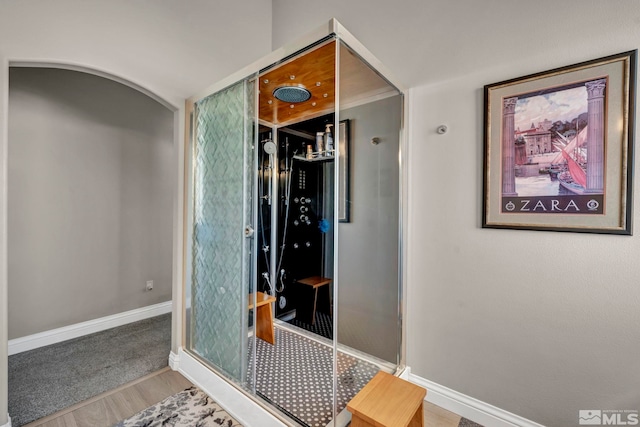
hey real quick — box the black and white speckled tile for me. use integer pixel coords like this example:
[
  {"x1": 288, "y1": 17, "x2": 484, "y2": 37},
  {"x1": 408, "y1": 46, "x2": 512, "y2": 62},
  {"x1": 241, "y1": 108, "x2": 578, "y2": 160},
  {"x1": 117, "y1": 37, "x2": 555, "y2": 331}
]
[
  {"x1": 285, "y1": 311, "x2": 333, "y2": 340},
  {"x1": 248, "y1": 327, "x2": 379, "y2": 427}
]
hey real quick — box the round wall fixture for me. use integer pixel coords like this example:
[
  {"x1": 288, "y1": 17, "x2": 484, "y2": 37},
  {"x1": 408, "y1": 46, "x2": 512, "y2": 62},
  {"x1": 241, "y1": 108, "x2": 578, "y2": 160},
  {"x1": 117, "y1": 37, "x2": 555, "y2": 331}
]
[{"x1": 273, "y1": 86, "x2": 312, "y2": 103}]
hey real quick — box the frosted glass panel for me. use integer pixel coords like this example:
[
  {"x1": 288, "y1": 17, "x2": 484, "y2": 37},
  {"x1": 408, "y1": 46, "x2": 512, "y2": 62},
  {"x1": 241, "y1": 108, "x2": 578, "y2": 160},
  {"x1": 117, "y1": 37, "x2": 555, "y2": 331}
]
[{"x1": 191, "y1": 79, "x2": 255, "y2": 381}]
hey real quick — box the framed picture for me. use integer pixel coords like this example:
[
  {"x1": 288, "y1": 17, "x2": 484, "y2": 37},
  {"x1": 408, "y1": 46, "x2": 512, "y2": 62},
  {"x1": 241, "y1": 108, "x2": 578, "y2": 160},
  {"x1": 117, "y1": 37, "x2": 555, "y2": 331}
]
[
  {"x1": 483, "y1": 50, "x2": 636, "y2": 234},
  {"x1": 338, "y1": 119, "x2": 351, "y2": 222}
]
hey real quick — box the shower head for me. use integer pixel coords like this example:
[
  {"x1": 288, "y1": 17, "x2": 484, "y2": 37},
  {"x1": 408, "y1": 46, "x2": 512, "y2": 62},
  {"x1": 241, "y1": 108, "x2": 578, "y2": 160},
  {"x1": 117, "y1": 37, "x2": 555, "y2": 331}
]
[
  {"x1": 273, "y1": 86, "x2": 311, "y2": 103},
  {"x1": 264, "y1": 140, "x2": 277, "y2": 154}
]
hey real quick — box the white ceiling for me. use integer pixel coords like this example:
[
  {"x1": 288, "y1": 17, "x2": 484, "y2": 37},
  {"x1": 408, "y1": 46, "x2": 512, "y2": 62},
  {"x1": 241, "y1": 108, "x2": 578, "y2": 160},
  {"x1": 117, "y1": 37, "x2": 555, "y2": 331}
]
[
  {"x1": 2, "y1": 0, "x2": 639, "y2": 106},
  {"x1": 272, "y1": 0, "x2": 640, "y2": 90},
  {"x1": 0, "y1": 0, "x2": 273, "y2": 106}
]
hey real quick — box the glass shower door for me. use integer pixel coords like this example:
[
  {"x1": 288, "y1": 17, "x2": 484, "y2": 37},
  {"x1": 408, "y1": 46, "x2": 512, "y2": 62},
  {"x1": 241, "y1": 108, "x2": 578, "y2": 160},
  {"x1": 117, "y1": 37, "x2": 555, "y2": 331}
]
[
  {"x1": 189, "y1": 78, "x2": 256, "y2": 383},
  {"x1": 336, "y1": 41, "x2": 403, "y2": 366}
]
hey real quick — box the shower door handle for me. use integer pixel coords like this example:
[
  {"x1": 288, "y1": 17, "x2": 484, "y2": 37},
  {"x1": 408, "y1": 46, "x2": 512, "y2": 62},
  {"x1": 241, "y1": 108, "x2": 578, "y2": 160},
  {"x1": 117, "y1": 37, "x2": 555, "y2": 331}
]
[{"x1": 244, "y1": 225, "x2": 255, "y2": 238}]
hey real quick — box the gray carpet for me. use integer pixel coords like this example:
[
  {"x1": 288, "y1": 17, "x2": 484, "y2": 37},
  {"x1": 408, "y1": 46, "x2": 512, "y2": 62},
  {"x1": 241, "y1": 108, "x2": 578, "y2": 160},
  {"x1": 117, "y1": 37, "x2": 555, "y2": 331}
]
[
  {"x1": 8, "y1": 313, "x2": 171, "y2": 426},
  {"x1": 459, "y1": 417, "x2": 484, "y2": 426}
]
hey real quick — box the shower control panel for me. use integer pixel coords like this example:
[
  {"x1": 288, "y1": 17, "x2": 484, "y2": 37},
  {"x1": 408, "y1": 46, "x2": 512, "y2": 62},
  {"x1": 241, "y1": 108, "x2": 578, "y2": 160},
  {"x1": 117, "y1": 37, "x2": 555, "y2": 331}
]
[
  {"x1": 292, "y1": 197, "x2": 313, "y2": 226},
  {"x1": 298, "y1": 170, "x2": 306, "y2": 190}
]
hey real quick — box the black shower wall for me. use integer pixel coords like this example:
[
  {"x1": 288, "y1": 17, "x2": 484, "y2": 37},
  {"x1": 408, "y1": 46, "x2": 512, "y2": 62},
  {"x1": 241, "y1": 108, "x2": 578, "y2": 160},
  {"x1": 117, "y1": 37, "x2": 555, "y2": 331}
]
[{"x1": 257, "y1": 121, "x2": 332, "y2": 319}]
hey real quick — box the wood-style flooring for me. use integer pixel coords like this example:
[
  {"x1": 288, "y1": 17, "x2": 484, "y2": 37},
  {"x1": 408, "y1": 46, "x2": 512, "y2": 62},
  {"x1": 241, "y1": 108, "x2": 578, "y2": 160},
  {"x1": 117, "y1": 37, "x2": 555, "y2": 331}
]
[
  {"x1": 424, "y1": 401, "x2": 464, "y2": 427},
  {"x1": 23, "y1": 367, "x2": 192, "y2": 427},
  {"x1": 23, "y1": 368, "x2": 465, "y2": 427}
]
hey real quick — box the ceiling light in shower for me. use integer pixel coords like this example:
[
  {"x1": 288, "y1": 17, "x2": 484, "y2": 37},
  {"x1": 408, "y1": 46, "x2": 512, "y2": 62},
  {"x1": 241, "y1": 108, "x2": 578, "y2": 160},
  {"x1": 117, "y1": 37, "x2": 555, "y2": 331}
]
[{"x1": 273, "y1": 86, "x2": 312, "y2": 103}]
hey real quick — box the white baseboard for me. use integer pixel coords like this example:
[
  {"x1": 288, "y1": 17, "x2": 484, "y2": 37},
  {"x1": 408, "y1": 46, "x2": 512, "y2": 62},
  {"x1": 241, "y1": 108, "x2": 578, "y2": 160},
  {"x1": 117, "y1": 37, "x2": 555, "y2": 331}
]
[
  {"x1": 1, "y1": 414, "x2": 11, "y2": 427},
  {"x1": 168, "y1": 350, "x2": 180, "y2": 370},
  {"x1": 178, "y1": 348, "x2": 286, "y2": 427},
  {"x1": 409, "y1": 372, "x2": 544, "y2": 427},
  {"x1": 8, "y1": 301, "x2": 172, "y2": 356},
  {"x1": 399, "y1": 365, "x2": 411, "y2": 380}
]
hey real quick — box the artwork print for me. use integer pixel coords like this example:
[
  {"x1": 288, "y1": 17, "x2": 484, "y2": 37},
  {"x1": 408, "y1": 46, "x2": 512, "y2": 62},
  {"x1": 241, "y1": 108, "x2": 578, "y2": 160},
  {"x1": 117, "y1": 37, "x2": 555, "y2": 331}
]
[
  {"x1": 483, "y1": 50, "x2": 636, "y2": 234},
  {"x1": 502, "y1": 79, "x2": 606, "y2": 215}
]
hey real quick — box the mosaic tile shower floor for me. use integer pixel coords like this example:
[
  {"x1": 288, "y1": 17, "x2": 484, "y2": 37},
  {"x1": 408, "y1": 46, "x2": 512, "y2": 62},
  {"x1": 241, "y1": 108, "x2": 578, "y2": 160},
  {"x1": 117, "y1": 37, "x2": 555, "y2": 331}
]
[
  {"x1": 248, "y1": 326, "x2": 379, "y2": 427},
  {"x1": 285, "y1": 311, "x2": 333, "y2": 340}
]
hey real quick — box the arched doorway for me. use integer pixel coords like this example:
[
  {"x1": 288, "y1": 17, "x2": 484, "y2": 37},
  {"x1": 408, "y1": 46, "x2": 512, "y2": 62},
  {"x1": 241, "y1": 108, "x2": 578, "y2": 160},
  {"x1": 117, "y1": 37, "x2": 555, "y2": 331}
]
[{"x1": 1, "y1": 63, "x2": 182, "y2": 426}]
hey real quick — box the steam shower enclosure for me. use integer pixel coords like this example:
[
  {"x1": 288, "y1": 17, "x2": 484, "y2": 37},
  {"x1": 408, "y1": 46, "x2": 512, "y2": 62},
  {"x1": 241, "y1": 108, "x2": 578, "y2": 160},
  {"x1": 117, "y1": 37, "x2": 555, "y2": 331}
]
[{"x1": 181, "y1": 20, "x2": 406, "y2": 427}]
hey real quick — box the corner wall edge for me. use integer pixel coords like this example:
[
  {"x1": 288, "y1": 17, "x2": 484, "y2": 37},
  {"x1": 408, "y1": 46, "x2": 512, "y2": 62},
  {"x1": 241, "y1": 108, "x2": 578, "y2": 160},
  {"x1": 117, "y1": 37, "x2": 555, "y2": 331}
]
[{"x1": 169, "y1": 350, "x2": 180, "y2": 370}]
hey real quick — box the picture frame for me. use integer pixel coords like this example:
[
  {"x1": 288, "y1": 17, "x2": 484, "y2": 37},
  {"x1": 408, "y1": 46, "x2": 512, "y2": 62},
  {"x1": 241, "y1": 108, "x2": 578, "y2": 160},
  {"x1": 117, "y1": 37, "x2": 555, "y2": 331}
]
[
  {"x1": 338, "y1": 119, "x2": 351, "y2": 222},
  {"x1": 483, "y1": 50, "x2": 636, "y2": 234}
]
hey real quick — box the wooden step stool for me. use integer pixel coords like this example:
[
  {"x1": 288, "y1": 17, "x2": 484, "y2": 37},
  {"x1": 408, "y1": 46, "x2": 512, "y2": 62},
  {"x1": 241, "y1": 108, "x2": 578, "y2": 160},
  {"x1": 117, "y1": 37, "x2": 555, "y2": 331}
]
[
  {"x1": 248, "y1": 292, "x2": 276, "y2": 345},
  {"x1": 347, "y1": 371, "x2": 427, "y2": 427}
]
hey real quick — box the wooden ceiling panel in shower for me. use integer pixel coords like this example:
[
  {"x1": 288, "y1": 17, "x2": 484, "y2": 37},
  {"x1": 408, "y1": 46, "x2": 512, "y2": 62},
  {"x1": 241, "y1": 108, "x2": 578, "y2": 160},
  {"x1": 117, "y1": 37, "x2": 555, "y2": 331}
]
[{"x1": 259, "y1": 41, "x2": 335, "y2": 126}]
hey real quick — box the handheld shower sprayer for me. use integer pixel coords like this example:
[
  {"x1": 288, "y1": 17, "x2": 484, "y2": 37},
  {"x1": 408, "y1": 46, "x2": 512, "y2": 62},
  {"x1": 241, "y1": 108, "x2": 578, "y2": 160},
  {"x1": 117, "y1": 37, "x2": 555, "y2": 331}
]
[
  {"x1": 262, "y1": 271, "x2": 274, "y2": 296},
  {"x1": 277, "y1": 269, "x2": 286, "y2": 293},
  {"x1": 263, "y1": 140, "x2": 277, "y2": 155},
  {"x1": 263, "y1": 136, "x2": 276, "y2": 206}
]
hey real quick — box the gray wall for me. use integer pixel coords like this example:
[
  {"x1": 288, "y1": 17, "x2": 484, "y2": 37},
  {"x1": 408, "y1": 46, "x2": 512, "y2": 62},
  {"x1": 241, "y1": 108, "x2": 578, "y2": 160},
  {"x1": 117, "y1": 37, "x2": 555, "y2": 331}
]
[
  {"x1": 338, "y1": 95, "x2": 402, "y2": 363},
  {"x1": 408, "y1": 70, "x2": 640, "y2": 427},
  {"x1": 271, "y1": 2, "x2": 640, "y2": 426},
  {"x1": 0, "y1": 52, "x2": 8, "y2": 426},
  {"x1": 8, "y1": 68, "x2": 173, "y2": 339}
]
